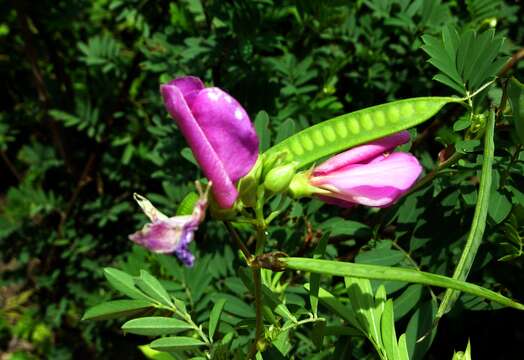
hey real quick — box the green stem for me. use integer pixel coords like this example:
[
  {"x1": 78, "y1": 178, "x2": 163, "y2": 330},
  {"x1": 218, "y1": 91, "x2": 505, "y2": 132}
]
[
  {"x1": 391, "y1": 241, "x2": 437, "y2": 303},
  {"x1": 183, "y1": 312, "x2": 211, "y2": 345},
  {"x1": 408, "y1": 151, "x2": 464, "y2": 194},
  {"x1": 280, "y1": 316, "x2": 326, "y2": 332},
  {"x1": 249, "y1": 187, "x2": 268, "y2": 358},
  {"x1": 435, "y1": 110, "x2": 495, "y2": 320},
  {"x1": 251, "y1": 267, "x2": 264, "y2": 356},
  {"x1": 161, "y1": 303, "x2": 211, "y2": 349}
]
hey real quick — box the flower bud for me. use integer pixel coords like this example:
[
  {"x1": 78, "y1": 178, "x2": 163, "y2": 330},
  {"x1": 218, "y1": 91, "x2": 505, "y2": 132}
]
[
  {"x1": 263, "y1": 163, "x2": 297, "y2": 193},
  {"x1": 161, "y1": 76, "x2": 259, "y2": 208},
  {"x1": 291, "y1": 131, "x2": 422, "y2": 208}
]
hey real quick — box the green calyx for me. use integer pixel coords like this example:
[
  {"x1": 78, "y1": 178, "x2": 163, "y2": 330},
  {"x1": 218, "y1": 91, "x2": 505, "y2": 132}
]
[
  {"x1": 288, "y1": 171, "x2": 322, "y2": 198},
  {"x1": 209, "y1": 195, "x2": 243, "y2": 220},
  {"x1": 237, "y1": 157, "x2": 263, "y2": 208}
]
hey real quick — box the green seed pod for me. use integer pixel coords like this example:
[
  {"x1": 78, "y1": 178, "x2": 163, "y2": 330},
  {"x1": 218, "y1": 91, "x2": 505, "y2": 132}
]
[
  {"x1": 263, "y1": 163, "x2": 297, "y2": 193},
  {"x1": 263, "y1": 97, "x2": 461, "y2": 169}
]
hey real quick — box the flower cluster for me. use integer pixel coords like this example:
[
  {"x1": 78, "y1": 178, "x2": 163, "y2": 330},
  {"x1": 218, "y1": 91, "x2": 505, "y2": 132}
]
[{"x1": 129, "y1": 76, "x2": 423, "y2": 266}]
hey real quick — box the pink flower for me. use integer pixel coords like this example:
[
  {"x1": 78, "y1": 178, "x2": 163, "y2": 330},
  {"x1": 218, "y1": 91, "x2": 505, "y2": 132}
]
[
  {"x1": 161, "y1": 76, "x2": 259, "y2": 208},
  {"x1": 308, "y1": 131, "x2": 422, "y2": 207},
  {"x1": 128, "y1": 183, "x2": 210, "y2": 267}
]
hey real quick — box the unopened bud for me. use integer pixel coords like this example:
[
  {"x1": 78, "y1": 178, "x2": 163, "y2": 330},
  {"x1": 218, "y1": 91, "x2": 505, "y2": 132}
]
[{"x1": 264, "y1": 163, "x2": 297, "y2": 193}]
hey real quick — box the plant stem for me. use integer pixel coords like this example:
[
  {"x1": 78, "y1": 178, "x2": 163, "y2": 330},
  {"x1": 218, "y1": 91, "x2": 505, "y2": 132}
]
[
  {"x1": 435, "y1": 110, "x2": 495, "y2": 320},
  {"x1": 280, "y1": 316, "x2": 325, "y2": 332},
  {"x1": 391, "y1": 241, "x2": 437, "y2": 303},
  {"x1": 184, "y1": 312, "x2": 211, "y2": 345},
  {"x1": 249, "y1": 188, "x2": 268, "y2": 358},
  {"x1": 224, "y1": 221, "x2": 253, "y2": 261},
  {"x1": 161, "y1": 303, "x2": 211, "y2": 348},
  {"x1": 251, "y1": 266, "x2": 264, "y2": 356},
  {"x1": 250, "y1": 228, "x2": 267, "y2": 357},
  {"x1": 408, "y1": 151, "x2": 464, "y2": 194}
]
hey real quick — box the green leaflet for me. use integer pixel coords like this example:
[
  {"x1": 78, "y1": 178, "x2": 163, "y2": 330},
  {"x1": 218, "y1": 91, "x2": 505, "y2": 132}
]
[
  {"x1": 122, "y1": 317, "x2": 192, "y2": 336},
  {"x1": 82, "y1": 300, "x2": 153, "y2": 321},
  {"x1": 282, "y1": 257, "x2": 524, "y2": 311},
  {"x1": 149, "y1": 336, "x2": 206, "y2": 351},
  {"x1": 305, "y1": 279, "x2": 410, "y2": 360},
  {"x1": 263, "y1": 97, "x2": 460, "y2": 169}
]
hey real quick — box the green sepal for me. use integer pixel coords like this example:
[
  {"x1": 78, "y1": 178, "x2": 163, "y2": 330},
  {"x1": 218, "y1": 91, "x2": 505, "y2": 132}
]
[
  {"x1": 288, "y1": 171, "x2": 325, "y2": 198},
  {"x1": 237, "y1": 157, "x2": 263, "y2": 208},
  {"x1": 208, "y1": 195, "x2": 242, "y2": 220}
]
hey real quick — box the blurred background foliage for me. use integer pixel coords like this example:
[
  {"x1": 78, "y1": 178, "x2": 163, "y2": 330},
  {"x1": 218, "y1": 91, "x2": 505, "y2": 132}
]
[{"x1": 1, "y1": 0, "x2": 523, "y2": 359}]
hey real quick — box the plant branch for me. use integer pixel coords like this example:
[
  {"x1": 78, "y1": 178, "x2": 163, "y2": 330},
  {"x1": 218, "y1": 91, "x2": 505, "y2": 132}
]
[
  {"x1": 391, "y1": 241, "x2": 437, "y2": 302},
  {"x1": 224, "y1": 221, "x2": 253, "y2": 261},
  {"x1": 250, "y1": 266, "x2": 264, "y2": 358},
  {"x1": 249, "y1": 190, "x2": 269, "y2": 358},
  {"x1": 499, "y1": 48, "x2": 524, "y2": 77},
  {"x1": 407, "y1": 151, "x2": 464, "y2": 195},
  {"x1": 435, "y1": 110, "x2": 495, "y2": 321},
  {"x1": 280, "y1": 316, "x2": 325, "y2": 332}
]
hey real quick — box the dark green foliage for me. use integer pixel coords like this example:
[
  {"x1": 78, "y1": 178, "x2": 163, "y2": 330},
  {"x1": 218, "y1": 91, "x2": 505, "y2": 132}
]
[{"x1": 1, "y1": 0, "x2": 524, "y2": 359}]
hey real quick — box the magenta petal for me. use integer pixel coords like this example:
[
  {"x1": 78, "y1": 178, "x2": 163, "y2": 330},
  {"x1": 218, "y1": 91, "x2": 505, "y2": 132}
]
[
  {"x1": 169, "y1": 76, "x2": 204, "y2": 98},
  {"x1": 161, "y1": 84, "x2": 238, "y2": 207},
  {"x1": 313, "y1": 131, "x2": 411, "y2": 175},
  {"x1": 311, "y1": 152, "x2": 422, "y2": 207},
  {"x1": 129, "y1": 219, "x2": 188, "y2": 253},
  {"x1": 189, "y1": 87, "x2": 259, "y2": 182}
]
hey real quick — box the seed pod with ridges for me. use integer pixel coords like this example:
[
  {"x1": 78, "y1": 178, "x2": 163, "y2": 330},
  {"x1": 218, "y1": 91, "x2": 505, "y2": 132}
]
[{"x1": 263, "y1": 97, "x2": 461, "y2": 169}]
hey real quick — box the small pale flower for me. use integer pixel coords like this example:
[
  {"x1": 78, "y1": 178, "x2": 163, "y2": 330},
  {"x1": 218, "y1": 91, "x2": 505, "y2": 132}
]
[{"x1": 128, "y1": 183, "x2": 210, "y2": 267}]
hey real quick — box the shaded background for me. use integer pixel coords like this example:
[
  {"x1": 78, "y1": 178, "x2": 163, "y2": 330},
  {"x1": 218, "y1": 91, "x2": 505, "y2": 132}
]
[{"x1": 1, "y1": 0, "x2": 523, "y2": 359}]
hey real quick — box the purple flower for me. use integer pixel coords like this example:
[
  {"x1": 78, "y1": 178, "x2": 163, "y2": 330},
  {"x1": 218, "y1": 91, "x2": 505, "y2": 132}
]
[
  {"x1": 128, "y1": 184, "x2": 210, "y2": 267},
  {"x1": 308, "y1": 131, "x2": 422, "y2": 208},
  {"x1": 161, "y1": 76, "x2": 259, "y2": 208}
]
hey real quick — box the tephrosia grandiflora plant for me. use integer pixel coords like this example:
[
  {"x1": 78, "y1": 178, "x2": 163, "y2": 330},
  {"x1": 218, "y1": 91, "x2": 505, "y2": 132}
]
[{"x1": 83, "y1": 26, "x2": 524, "y2": 358}]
